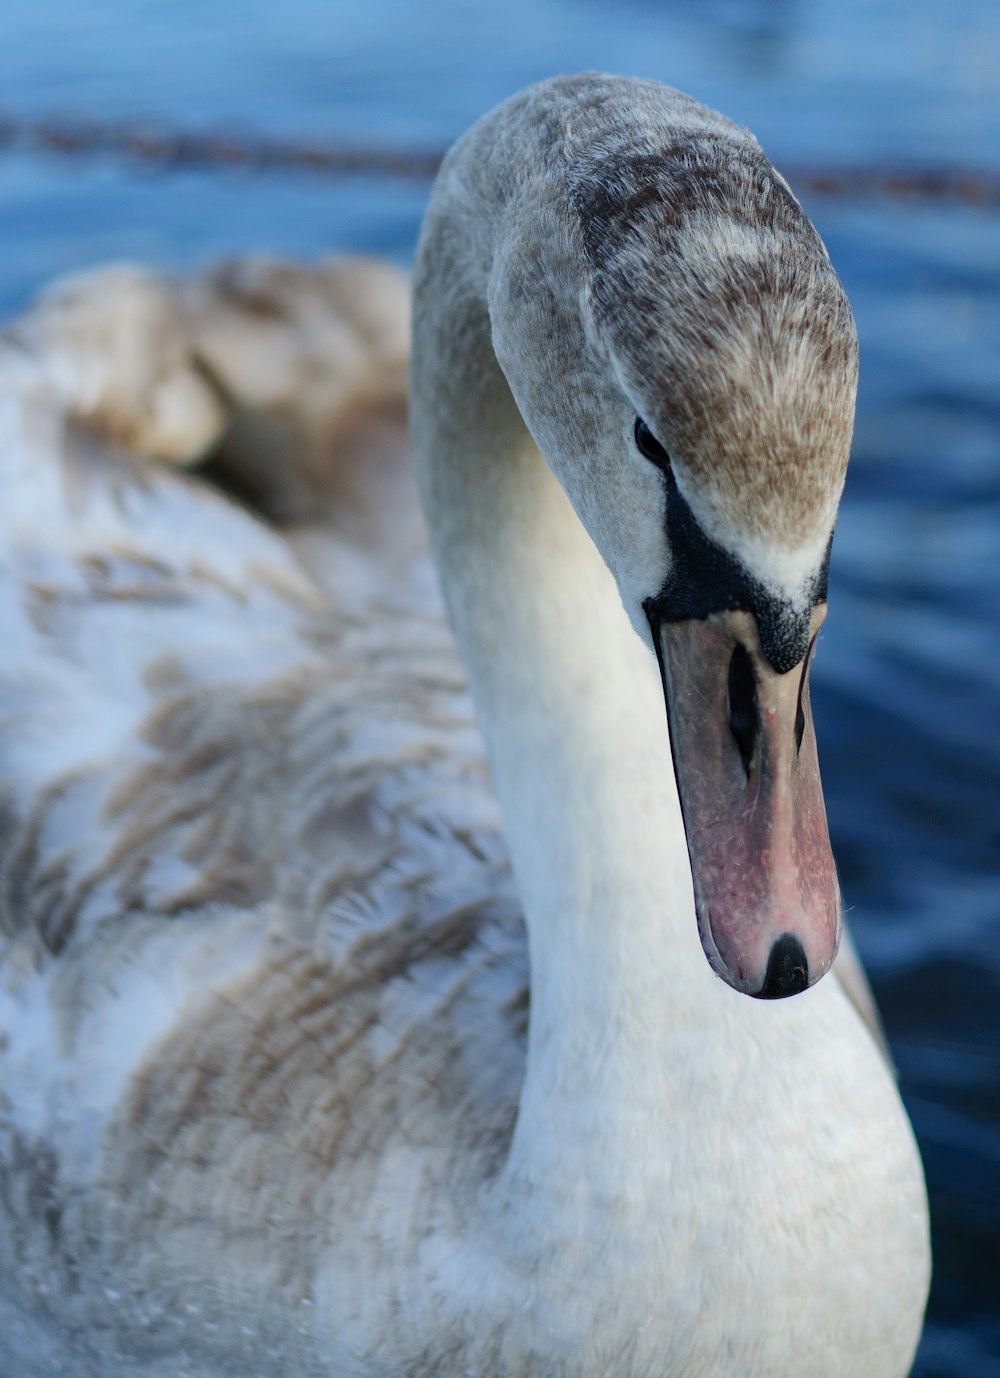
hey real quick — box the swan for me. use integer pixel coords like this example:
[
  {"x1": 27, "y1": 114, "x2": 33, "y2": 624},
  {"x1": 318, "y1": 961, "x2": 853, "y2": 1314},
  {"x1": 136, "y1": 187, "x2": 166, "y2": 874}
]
[{"x1": 0, "y1": 73, "x2": 929, "y2": 1377}]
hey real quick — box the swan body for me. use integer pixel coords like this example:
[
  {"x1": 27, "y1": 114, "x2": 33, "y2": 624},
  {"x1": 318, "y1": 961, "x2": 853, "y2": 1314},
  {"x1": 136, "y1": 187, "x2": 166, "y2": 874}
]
[{"x1": 0, "y1": 75, "x2": 928, "y2": 1377}]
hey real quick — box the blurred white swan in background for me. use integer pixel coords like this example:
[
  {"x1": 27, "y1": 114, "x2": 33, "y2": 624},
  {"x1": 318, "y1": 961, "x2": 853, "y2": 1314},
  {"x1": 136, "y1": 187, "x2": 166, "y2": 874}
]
[{"x1": 0, "y1": 73, "x2": 927, "y2": 1378}]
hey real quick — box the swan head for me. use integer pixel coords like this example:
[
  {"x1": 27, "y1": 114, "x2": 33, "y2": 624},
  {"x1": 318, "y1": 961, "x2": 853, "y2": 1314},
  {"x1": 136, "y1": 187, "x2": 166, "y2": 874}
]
[{"x1": 489, "y1": 106, "x2": 857, "y2": 998}]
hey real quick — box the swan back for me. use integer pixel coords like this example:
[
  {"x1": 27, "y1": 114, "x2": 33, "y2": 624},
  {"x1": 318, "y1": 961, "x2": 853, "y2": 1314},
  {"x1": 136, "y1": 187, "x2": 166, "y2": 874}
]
[{"x1": 0, "y1": 258, "x2": 530, "y2": 1375}]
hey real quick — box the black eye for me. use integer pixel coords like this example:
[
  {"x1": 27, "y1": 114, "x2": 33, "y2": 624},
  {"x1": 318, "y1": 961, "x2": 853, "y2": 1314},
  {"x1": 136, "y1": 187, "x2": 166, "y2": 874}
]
[{"x1": 633, "y1": 416, "x2": 671, "y2": 471}]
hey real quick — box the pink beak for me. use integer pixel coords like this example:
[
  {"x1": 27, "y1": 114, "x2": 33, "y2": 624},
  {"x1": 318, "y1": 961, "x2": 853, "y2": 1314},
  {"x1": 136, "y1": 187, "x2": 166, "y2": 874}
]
[{"x1": 652, "y1": 605, "x2": 840, "y2": 998}]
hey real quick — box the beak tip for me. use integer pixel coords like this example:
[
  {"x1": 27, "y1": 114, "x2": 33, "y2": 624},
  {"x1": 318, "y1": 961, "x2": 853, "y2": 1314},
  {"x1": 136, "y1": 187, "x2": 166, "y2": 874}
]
[
  {"x1": 699, "y1": 906, "x2": 840, "y2": 1000},
  {"x1": 751, "y1": 932, "x2": 811, "y2": 1000}
]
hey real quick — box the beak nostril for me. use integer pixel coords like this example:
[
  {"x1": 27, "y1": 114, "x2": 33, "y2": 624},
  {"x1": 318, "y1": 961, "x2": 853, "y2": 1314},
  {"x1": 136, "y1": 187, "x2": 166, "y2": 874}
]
[
  {"x1": 727, "y1": 643, "x2": 758, "y2": 778},
  {"x1": 794, "y1": 633, "x2": 817, "y2": 757},
  {"x1": 794, "y1": 695, "x2": 806, "y2": 755}
]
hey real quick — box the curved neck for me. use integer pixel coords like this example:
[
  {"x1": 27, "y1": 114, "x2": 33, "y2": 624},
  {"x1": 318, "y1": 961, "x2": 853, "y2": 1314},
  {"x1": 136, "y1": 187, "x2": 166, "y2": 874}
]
[{"x1": 411, "y1": 190, "x2": 721, "y2": 1183}]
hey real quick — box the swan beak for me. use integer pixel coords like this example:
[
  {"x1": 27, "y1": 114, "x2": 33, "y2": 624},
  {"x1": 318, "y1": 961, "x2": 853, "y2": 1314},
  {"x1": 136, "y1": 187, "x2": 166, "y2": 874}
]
[{"x1": 651, "y1": 605, "x2": 840, "y2": 999}]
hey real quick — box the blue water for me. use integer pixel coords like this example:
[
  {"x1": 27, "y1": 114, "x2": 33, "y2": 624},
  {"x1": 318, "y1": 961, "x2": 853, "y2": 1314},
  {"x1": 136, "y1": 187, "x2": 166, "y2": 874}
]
[{"x1": 1, "y1": 1, "x2": 998, "y2": 1372}]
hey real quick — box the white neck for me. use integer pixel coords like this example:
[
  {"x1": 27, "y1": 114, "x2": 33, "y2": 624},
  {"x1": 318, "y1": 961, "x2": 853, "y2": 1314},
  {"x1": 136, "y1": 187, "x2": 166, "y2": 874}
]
[{"x1": 410, "y1": 257, "x2": 724, "y2": 1192}]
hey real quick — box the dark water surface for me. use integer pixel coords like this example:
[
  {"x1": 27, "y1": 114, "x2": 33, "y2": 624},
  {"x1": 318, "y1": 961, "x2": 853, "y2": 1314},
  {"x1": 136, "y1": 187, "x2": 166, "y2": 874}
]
[{"x1": 1, "y1": 0, "x2": 998, "y2": 1372}]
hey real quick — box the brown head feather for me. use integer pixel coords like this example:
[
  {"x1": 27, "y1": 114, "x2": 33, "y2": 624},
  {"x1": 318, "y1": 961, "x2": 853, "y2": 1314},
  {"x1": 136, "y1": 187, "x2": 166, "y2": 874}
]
[{"x1": 571, "y1": 133, "x2": 858, "y2": 549}]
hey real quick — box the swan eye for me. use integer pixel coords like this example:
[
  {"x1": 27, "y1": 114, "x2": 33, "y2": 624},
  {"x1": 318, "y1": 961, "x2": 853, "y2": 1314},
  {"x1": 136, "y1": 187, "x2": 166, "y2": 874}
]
[{"x1": 633, "y1": 417, "x2": 671, "y2": 471}]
